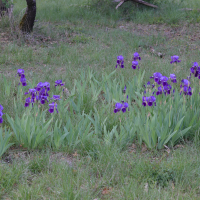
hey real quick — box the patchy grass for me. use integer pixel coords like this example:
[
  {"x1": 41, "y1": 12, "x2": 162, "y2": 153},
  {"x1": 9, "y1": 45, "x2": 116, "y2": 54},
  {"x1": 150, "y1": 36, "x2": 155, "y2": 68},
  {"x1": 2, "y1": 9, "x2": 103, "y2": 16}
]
[{"x1": 1, "y1": 144, "x2": 200, "y2": 199}]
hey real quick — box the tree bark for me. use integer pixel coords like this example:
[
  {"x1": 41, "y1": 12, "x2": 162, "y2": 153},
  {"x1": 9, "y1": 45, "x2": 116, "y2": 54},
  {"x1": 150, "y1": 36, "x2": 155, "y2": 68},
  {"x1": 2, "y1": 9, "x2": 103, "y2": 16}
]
[{"x1": 19, "y1": 0, "x2": 36, "y2": 33}]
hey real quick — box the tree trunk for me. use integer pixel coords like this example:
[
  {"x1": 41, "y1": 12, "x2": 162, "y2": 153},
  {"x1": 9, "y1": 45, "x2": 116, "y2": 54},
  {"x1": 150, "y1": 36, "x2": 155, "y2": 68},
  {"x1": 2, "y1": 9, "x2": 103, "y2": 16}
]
[{"x1": 19, "y1": 0, "x2": 36, "y2": 33}]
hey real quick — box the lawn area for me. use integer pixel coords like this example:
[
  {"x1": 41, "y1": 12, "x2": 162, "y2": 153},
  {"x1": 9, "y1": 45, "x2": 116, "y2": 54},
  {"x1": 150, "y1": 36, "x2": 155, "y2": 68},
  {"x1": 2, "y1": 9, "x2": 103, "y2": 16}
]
[{"x1": 1, "y1": 0, "x2": 200, "y2": 199}]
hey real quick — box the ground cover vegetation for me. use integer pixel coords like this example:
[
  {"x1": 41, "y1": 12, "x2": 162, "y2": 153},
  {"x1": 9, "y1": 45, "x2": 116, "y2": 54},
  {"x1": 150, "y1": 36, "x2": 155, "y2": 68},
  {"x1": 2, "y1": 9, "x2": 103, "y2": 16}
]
[{"x1": 1, "y1": 0, "x2": 200, "y2": 199}]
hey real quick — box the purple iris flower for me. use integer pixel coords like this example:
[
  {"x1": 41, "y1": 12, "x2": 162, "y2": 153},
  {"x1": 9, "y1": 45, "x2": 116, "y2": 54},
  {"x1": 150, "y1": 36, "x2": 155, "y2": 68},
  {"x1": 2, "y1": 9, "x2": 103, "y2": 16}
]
[
  {"x1": 114, "y1": 103, "x2": 123, "y2": 113},
  {"x1": 181, "y1": 79, "x2": 190, "y2": 87},
  {"x1": 122, "y1": 102, "x2": 129, "y2": 113},
  {"x1": 43, "y1": 82, "x2": 50, "y2": 91},
  {"x1": 182, "y1": 86, "x2": 192, "y2": 96},
  {"x1": 114, "y1": 101, "x2": 129, "y2": 113},
  {"x1": 51, "y1": 95, "x2": 61, "y2": 101},
  {"x1": 40, "y1": 95, "x2": 48, "y2": 104},
  {"x1": 133, "y1": 52, "x2": 141, "y2": 61},
  {"x1": 152, "y1": 72, "x2": 162, "y2": 83},
  {"x1": 142, "y1": 96, "x2": 156, "y2": 107},
  {"x1": 25, "y1": 88, "x2": 37, "y2": 95},
  {"x1": 55, "y1": 80, "x2": 65, "y2": 87},
  {"x1": 170, "y1": 55, "x2": 181, "y2": 64},
  {"x1": 0, "y1": 104, "x2": 5, "y2": 122},
  {"x1": 15, "y1": 69, "x2": 25, "y2": 78},
  {"x1": 35, "y1": 82, "x2": 44, "y2": 92},
  {"x1": 131, "y1": 61, "x2": 139, "y2": 69},
  {"x1": 20, "y1": 77, "x2": 27, "y2": 86},
  {"x1": 160, "y1": 76, "x2": 169, "y2": 86},
  {"x1": 169, "y1": 74, "x2": 177, "y2": 83},
  {"x1": 188, "y1": 87, "x2": 192, "y2": 96},
  {"x1": 116, "y1": 55, "x2": 124, "y2": 68},
  {"x1": 164, "y1": 85, "x2": 171, "y2": 95},
  {"x1": 123, "y1": 85, "x2": 127, "y2": 94},
  {"x1": 24, "y1": 97, "x2": 31, "y2": 107},
  {"x1": 156, "y1": 86, "x2": 162, "y2": 95},
  {"x1": 0, "y1": 105, "x2": 3, "y2": 111},
  {"x1": 49, "y1": 102, "x2": 58, "y2": 113},
  {"x1": 190, "y1": 62, "x2": 200, "y2": 77}
]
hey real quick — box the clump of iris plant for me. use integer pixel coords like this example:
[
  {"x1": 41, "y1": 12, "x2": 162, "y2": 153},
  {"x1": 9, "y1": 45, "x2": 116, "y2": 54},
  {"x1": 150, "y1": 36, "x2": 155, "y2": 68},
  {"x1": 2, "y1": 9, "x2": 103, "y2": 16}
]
[
  {"x1": 24, "y1": 82, "x2": 51, "y2": 107},
  {"x1": 170, "y1": 55, "x2": 181, "y2": 64},
  {"x1": 15, "y1": 69, "x2": 27, "y2": 86},
  {"x1": 142, "y1": 96, "x2": 156, "y2": 107},
  {"x1": 150, "y1": 72, "x2": 176, "y2": 96},
  {"x1": 114, "y1": 101, "x2": 129, "y2": 113},
  {"x1": 180, "y1": 79, "x2": 192, "y2": 96},
  {"x1": 0, "y1": 104, "x2": 4, "y2": 123},
  {"x1": 190, "y1": 62, "x2": 200, "y2": 78},
  {"x1": 116, "y1": 55, "x2": 124, "y2": 68}
]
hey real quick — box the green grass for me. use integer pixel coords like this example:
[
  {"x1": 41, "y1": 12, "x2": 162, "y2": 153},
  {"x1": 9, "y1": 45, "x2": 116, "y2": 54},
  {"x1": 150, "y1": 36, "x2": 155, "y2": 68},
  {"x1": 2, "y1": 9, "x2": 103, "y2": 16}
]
[
  {"x1": 1, "y1": 145, "x2": 200, "y2": 199},
  {"x1": 1, "y1": 0, "x2": 200, "y2": 198}
]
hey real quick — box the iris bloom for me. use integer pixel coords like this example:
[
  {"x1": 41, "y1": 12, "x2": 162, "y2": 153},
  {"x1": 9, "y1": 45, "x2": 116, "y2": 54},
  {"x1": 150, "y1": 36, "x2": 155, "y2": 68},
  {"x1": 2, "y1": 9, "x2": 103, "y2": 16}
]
[
  {"x1": 55, "y1": 80, "x2": 65, "y2": 87},
  {"x1": 20, "y1": 77, "x2": 27, "y2": 86},
  {"x1": 43, "y1": 82, "x2": 50, "y2": 90},
  {"x1": 51, "y1": 95, "x2": 61, "y2": 101},
  {"x1": 156, "y1": 86, "x2": 162, "y2": 95},
  {"x1": 49, "y1": 102, "x2": 58, "y2": 113},
  {"x1": 190, "y1": 62, "x2": 200, "y2": 78},
  {"x1": 181, "y1": 79, "x2": 190, "y2": 87},
  {"x1": 164, "y1": 85, "x2": 172, "y2": 95},
  {"x1": 169, "y1": 74, "x2": 177, "y2": 83},
  {"x1": 151, "y1": 72, "x2": 162, "y2": 84},
  {"x1": 133, "y1": 52, "x2": 141, "y2": 61},
  {"x1": 24, "y1": 97, "x2": 31, "y2": 107},
  {"x1": 114, "y1": 101, "x2": 129, "y2": 113},
  {"x1": 35, "y1": 82, "x2": 44, "y2": 92},
  {"x1": 123, "y1": 85, "x2": 127, "y2": 94},
  {"x1": 40, "y1": 95, "x2": 48, "y2": 104},
  {"x1": 142, "y1": 96, "x2": 156, "y2": 106},
  {"x1": 170, "y1": 55, "x2": 181, "y2": 64},
  {"x1": 132, "y1": 61, "x2": 139, "y2": 69},
  {"x1": 116, "y1": 55, "x2": 124, "y2": 68},
  {"x1": 180, "y1": 79, "x2": 192, "y2": 96},
  {"x1": 160, "y1": 76, "x2": 169, "y2": 86},
  {"x1": 0, "y1": 104, "x2": 4, "y2": 123},
  {"x1": 15, "y1": 69, "x2": 25, "y2": 78}
]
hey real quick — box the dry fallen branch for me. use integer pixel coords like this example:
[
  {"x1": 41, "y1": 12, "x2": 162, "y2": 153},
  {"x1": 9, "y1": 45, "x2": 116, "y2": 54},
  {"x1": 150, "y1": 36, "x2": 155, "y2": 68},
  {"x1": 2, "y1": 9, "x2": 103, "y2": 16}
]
[
  {"x1": 113, "y1": 0, "x2": 158, "y2": 9},
  {"x1": 178, "y1": 8, "x2": 200, "y2": 11}
]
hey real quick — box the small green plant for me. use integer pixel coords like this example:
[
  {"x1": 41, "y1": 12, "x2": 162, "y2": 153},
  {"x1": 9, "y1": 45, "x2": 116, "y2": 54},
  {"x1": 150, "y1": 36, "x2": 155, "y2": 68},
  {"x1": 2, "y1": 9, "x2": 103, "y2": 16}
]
[
  {"x1": 28, "y1": 154, "x2": 50, "y2": 174},
  {"x1": 0, "y1": 127, "x2": 13, "y2": 158},
  {"x1": 6, "y1": 108, "x2": 52, "y2": 149}
]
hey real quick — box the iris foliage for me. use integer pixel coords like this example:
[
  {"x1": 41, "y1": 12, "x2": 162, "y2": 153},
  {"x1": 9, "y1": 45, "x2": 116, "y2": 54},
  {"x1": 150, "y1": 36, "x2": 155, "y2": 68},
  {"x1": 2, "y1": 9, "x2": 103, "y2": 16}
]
[{"x1": 1, "y1": 53, "x2": 200, "y2": 157}]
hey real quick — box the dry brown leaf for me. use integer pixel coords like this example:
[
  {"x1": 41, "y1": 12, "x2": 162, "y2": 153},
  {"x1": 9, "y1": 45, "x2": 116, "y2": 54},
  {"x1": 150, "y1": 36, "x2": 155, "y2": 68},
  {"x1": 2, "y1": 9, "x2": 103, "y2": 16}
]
[
  {"x1": 141, "y1": 144, "x2": 147, "y2": 152},
  {"x1": 171, "y1": 182, "x2": 175, "y2": 190},
  {"x1": 144, "y1": 183, "x2": 148, "y2": 192},
  {"x1": 102, "y1": 187, "x2": 112, "y2": 195},
  {"x1": 73, "y1": 151, "x2": 79, "y2": 157},
  {"x1": 174, "y1": 144, "x2": 184, "y2": 149}
]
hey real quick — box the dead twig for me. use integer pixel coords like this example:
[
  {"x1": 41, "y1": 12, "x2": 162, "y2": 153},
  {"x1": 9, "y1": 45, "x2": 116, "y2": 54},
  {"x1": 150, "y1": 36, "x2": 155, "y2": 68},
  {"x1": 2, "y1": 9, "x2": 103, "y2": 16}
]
[{"x1": 113, "y1": 0, "x2": 158, "y2": 9}]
